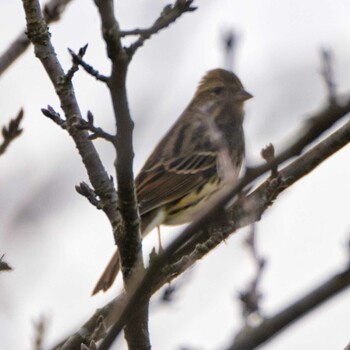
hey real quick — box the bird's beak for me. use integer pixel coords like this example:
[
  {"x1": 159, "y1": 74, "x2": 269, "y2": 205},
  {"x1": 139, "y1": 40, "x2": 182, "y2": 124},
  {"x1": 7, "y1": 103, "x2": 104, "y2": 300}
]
[{"x1": 236, "y1": 89, "x2": 253, "y2": 101}]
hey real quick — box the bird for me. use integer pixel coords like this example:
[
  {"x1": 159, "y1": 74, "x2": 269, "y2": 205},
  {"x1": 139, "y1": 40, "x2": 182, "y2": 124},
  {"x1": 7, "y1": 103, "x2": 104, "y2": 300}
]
[{"x1": 92, "y1": 68, "x2": 252, "y2": 295}]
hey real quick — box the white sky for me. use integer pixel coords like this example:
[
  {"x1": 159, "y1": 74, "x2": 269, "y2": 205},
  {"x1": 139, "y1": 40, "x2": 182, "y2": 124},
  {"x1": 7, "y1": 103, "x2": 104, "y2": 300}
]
[{"x1": 0, "y1": 1, "x2": 350, "y2": 349}]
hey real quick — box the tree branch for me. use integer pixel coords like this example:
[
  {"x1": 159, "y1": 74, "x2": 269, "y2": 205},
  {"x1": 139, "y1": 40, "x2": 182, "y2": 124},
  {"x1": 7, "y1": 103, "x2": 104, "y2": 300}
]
[
  {"x1": 41, "y1": 105, "x2": 67, "y2": 129},
  {"x1": 74, "y1": 111, "x2": 115, "y2": 142},
  {"x1": 124, "y1": 0, "x2": 197, "y2": 58},
  {"x1": 0, "y1": 0, "x2": 74, "y2": 76},
  {"x1": 65, "y1": 44, "x2": 89, "y2": 82},
  {"x1": 94, "y1": 0, "x2": 149, "y2": 348},
  {"x1": 68, "y1": 47, "x2": 109, "y2": 83},
  {"x1": 227, "y1": 263, "x2": 350, "y2": 350},
  {"x1": 94, "y1": 0, "x2": 142, "y2": 279},
  {"x1": 21, "y1": 0, "x2": 120, "y2": 254},
  {"x1": 344, "y1": 341, "x2": 350, "y2": 350},
  {"x1": 56, "y1": 293, "x2": 127, "y2": 350},
  {"x1": 75, "y1": 182, "x2": 101, "y2": 209}
]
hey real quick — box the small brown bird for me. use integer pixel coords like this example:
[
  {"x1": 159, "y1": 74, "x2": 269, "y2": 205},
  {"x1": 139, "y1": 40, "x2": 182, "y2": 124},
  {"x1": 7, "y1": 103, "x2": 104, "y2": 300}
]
[{"x1": 92, "y1": 68, "x2": 252, "y2": 295}]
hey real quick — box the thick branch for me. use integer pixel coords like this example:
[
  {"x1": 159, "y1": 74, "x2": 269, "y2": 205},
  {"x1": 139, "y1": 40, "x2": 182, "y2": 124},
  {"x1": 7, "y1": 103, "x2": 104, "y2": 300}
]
[
  {"x1": 94, "y1": 1, "x2": 148, "y2": 349},
  {"x1": 94, "y1": 0, "x2": 142, "y2": 282},
  {"x1": 0, "y1": 0, "x2": 74, "y2": 76},
  {"x1": 227, "y1": 264, "x2": 350, "y2": 350}
]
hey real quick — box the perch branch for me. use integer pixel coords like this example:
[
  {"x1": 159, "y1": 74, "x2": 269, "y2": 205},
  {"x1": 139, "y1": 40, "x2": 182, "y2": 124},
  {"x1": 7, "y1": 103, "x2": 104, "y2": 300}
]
[{"x1": 98, "y1": 95, "x2": 350, "y2": 348}]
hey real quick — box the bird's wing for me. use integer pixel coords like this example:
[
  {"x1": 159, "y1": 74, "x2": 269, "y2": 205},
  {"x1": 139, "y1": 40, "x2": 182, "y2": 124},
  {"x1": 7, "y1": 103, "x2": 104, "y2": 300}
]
[{"x1": 135, "y1": 115, "x2": 220, "y2": 215}]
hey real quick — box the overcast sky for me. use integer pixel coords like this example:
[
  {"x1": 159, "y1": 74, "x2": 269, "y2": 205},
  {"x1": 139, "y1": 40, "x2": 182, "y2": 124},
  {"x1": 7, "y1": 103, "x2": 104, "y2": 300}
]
[{"x1": 1, "y1": 1, "x2": 350, "y2": 349}]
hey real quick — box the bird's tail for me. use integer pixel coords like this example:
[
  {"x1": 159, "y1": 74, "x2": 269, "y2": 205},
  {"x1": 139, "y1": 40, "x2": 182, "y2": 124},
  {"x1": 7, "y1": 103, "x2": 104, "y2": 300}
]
[
  {"x1": 92, "y1": 250, "x2": 120, "y2": 295},
  {"x1": 92, "y1": 209, "x2": 163, "y2": 295}
]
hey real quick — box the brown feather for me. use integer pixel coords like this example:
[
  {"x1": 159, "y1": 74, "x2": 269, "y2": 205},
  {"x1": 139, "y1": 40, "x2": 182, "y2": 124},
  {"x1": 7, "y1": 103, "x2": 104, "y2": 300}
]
[{"x1": 92, "y1": 68, "x2": 252, "y2": 295}]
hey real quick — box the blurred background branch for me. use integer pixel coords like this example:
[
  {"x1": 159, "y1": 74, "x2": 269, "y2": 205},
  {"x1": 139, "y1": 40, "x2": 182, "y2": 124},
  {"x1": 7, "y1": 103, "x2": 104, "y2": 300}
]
[
  {"x1": 0, "y1": 109, "x2": 23, "y2": 156},
  {"x1": 0, "y1": 254, "x2": 13, "y2": 272},
  {"x1": 228, "y1": 258, "x2": 350, "y2": 350},
  {"x1": 0, "y1": 0, "x2": 74, "y2": 76}
]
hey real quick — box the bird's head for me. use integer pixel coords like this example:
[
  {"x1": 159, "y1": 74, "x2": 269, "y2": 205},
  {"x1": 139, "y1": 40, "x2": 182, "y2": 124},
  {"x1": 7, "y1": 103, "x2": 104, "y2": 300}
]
[{"x1": 193, "y1": 68, "x2": 253, "y2": 107}]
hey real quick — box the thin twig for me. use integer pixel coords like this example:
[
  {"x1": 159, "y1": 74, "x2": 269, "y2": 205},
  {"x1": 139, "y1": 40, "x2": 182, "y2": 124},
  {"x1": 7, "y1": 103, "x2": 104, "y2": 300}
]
[
  {"x1": 320, "y1": 48, "x2": 337, "y2": 105},
  {"x1": 120, "y1": 28, "x2": 147, "y2": 36},
  {"x1": 65, "y1": 44, "x2": 88, "y2": 82},
  {"x1": 68, "y1": 48, "x2": 109, "y2": 83},
  {"x1": 0, "y1": 109, "x2": 24, "y2": 156},
  {"x1": 75, "y1": 182, "x2": 101, "y2": 209},
  {"x1": 41, "y1": 105, "x2": 67, "y2": 129},
  {"x1": 125, "y1": 0, "x2": 197, "y2": 58},
  {"x1": 73, "y1": 111, "x2": 115, "y2": 142},
  {"x1": 261, "y1": 143, "x2": 278, "y2": 178}
]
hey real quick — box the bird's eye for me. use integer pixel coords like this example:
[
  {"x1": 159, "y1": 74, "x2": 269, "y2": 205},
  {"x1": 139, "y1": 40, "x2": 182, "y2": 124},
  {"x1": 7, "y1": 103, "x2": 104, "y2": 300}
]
[{"x1": 211, "y1": 86, "x2": 224, "y2": 95}]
